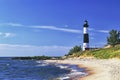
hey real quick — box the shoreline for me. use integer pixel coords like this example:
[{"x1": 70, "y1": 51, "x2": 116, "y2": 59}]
[
  {"x1": 78, "y1": 64, "x2": 94, "y2": 80},
  {"x1": 45, "y1": 58, "x2": 120, "y2": 80}
]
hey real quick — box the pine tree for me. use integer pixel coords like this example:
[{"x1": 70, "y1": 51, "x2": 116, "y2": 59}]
[{"x1": 107, "y1": 29, "x2": 120, "y2": 47}]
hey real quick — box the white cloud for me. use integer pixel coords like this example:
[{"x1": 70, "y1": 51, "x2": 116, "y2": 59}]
[
  {"x1": 89, "y1": 28, "x2": 109, "y2": 33},
  {"x1": 97, "y1": 30, "x2": 109, "y2": 33},
  {"x1": 0, "y1": 22, "x2": 82, "y2": 34},
  {"x1": 0, "y1": 44, "x2": 72, "y2": 56},
  {"x1": 0, "y1": 32, "x2": 3, "y2": 35},
  {"x1": 0, "y1": 32, "x2": 16, "y2": 38},
  {"x1": 31, "y1": 26, "x2": 82, "y2": 33},
  {"x1": 89, "y1": 28, "x2": 95, "y2": 31},
  {"x1": 4, "y1": 33, "x2": 16, "y2": 38},
  {"x1": 0, "y1": 23, "x2": 24, "y2": 27},
  {"x1": 7, "y1": 23, "x2": 24, "y2": 27}
]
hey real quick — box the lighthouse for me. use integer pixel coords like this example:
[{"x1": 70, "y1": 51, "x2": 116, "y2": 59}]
[{"x1": 83, "y1": 20, "x2": 89, "y2": 51}]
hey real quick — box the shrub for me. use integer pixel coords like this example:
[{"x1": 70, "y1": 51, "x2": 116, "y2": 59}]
[{"x1": 67, "y1": 45, "x2": 82, "y2": 55}]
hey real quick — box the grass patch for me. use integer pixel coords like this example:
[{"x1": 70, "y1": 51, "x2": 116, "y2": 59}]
[{"x1": 68, "y1": 45, "x2": 120, "y2": 59}]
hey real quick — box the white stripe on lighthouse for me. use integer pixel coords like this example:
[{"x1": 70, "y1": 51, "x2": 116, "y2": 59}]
[
  {"x1": 83, "y1": 27, "x2": 88, "y2": 34},
  {"x1": 83, "y1": 43, "x2": 89, "y2": 51}
]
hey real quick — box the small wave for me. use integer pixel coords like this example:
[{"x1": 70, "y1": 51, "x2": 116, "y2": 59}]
[
  {"x1": 36, "y1": 63, "x2": 49, "y2": 67},
  {"x1": 58, "y1": 71, "x2": 87, "y2": 80},
  {"x1": 36, "y1": 61, "x2": 50, "y2": 66},
  {"x1": 68, "y1": 71, "x2": 87, "y2": 76},
  {"x1": 56, "y1": 65, "x2": 69, "y2": 69},
  {"x1": 36, "y1": 61, "x2": 45, "y2": 64},
  {"x1": 6, "y1": 64, "x2": 10, "y2": 66},
  {"x1": 57, "y1": 76, "x2": 70, "y2": 80},
  {"x1": 71, "y1": 69, "x2": 77, "y2": 72}
]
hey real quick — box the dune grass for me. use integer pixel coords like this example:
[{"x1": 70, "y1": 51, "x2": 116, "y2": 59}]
[{"x1": 69, "y1": 45, "x2": 120, "y2": 59}]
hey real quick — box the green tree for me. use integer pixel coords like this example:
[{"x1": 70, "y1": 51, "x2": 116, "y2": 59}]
[
  {"x1": 68, "y1": 45, "x2": 82, "y2": 55},
  {"x1": 119, "y1": 31, "x2": 120, "y2": 42},
  {"x1": 107, "y1": 29, "x2": 120, "y2": 47}
]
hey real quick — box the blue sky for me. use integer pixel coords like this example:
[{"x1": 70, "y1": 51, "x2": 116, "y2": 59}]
[{"x1": 0, "y1": 0, "x2": 120, "y2": 56}]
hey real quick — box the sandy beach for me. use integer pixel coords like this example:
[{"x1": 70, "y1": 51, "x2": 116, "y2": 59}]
[{"x1": 45, "y1": 58, "x2": 120, "y2": 80}]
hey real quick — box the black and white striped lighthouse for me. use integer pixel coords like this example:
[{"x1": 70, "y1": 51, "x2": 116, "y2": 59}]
[{"x1": 83, "y1": 20, "x2": 89, "y2": 51}]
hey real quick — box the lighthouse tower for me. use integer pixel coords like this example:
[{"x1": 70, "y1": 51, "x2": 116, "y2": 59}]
[{"x1": 83, "y1": 20, "x2": 89, "y2": 51}]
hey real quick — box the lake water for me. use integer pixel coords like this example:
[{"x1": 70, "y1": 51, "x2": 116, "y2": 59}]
[{"x1": 0, "y1": 57, "x2": 87, "y2": 80}]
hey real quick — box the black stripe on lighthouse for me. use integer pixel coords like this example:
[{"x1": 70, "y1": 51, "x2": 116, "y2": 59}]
[{"x1": 84, "y1": 34, "x2": 89, "y2": 43}]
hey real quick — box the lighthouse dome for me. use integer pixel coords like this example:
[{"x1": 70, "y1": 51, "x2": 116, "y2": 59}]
[{"x1": 83, "y1": 20, "x2": 89, "y2": 27}]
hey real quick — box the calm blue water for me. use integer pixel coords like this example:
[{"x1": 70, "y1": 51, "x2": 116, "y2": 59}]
[{"x1": 0, "y1": 57, "x2": 87, "y2": 80}]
